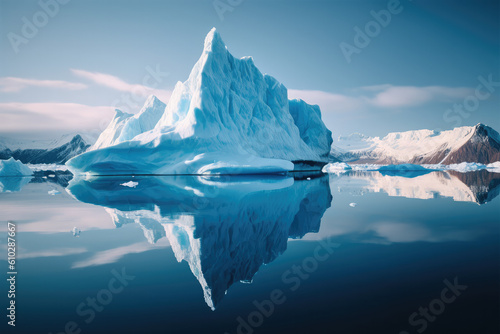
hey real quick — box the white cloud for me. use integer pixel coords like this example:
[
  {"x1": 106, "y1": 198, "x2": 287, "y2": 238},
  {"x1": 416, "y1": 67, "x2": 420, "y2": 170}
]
[
  {"x1": 0, "y1": 102, "x2": 114, "y2": 134},
  {"x1": 288, "y1": 89, "x2": 363, "y2": 113},
  {"x1": 72, "y1": 241, "x2": 168, "y2": 268},
  {"x1": 18, "y1": 248, "x2": 88, "y2": 259},
  {"x1": 0, "y1": 77, "x2": 87, "y2": 92},
  {"x1": 290, "y1": 85, "x2": 473, "y2": 112},
  {"x1": 71, "y1": 69, "x2": 171, "y2": 103},
  {"x1": 364, "y1": 85, "x2": 473, "y2": 108}
]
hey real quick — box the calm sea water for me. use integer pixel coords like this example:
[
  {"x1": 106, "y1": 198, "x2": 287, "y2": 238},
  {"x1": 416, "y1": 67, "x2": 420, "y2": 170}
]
[{"x1": 0, "y1": 170, "x2": 499, "y2": 334}]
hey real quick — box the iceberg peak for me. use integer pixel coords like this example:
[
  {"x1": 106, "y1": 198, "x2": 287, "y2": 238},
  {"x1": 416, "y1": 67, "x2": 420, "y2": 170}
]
[
  {"x1": 203, "y1": 27, "x2": 227, "y2": 54},
  {"x1": 114, "y1": 109, "x2": 131, "y2": 119}
]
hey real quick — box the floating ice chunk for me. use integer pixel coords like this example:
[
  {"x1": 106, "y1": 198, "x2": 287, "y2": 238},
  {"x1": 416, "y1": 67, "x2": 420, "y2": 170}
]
[
  {"x1": 0, "y1": 158, "x2": 33, "y2": 176},
  {"x1": 486, "y1": 161, "x2": 500, "y2": 173},
  {"x1": 322, "y1": 162, "x2": 352, "y2": 174},
  {"x1": 349, "y1": 202, "x2": 357, "y2": 207},
  {"x1": 121, "y1": 181, "x2": 139, "y2": 188},
  {"x1": 48, "y1": 189, "x2": 61, "y2": 195},
  {"x1": 445, "y1": 162, "x2": 487, "y2": 173},
  {"x1": 72, "y1": 227, "x2": 81, "y2": 237},
  {"x1": 377, "y1": 164, "x2": 430, "y2": 172}
]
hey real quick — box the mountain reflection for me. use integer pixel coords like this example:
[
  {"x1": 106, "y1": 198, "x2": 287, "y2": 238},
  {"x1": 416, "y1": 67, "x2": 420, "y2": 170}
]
[
  {"x1": 335, "y1": 170, "x2": 500, "y2": 205},
  {"x1": 67, "y1": 173, "x2": 332, "y2": 309}
]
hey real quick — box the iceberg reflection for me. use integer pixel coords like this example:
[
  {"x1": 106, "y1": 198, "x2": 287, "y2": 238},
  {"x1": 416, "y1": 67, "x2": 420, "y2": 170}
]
[
  {"x1": 67, "y1": 173, "x2": 332, "y2": 309},
  {"x1": 0, "y1": 176, "x2": 32, "y2": 192}
]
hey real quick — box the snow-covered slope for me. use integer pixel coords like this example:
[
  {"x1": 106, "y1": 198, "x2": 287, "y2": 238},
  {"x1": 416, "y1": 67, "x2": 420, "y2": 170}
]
[
  {"x1": 0, "y1": 134, "x2": 95, "y2": 164},
  {"x1": 67, "y1": 28, "x2": 332, "y2": 175},
  {"x1": 331, "y1": 124, "x2": 500, "y2": 165},
  {"x1": 0, "y1": 158, "x2": 33, "y2": 176}
]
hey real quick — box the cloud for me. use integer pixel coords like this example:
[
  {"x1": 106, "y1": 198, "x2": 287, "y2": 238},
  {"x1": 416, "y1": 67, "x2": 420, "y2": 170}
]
[
  {"x1": 288, "y1": 89, "x2": 364, "y2": 113},
  {"x1": 18, "y1": 248, "x2": 88, "y2": 259},
  {"x1": 71, "y1": 69, "x2": 171, "y2": 103},
  {"x1": 72, "y1": 241, "x2": 168, "y2": 268},
  {"x1": 0, "y1": 102, "x2": 115, "y2": 134},
  {"x1": 363, "y1": 85, "x2": 474, "y2": 108},
  {"x1": 290, "y1": 85, "x2": 473, "y2": 112},
  {"x1": 0, "y1": 77, "x2": 87, "y2": 92}
]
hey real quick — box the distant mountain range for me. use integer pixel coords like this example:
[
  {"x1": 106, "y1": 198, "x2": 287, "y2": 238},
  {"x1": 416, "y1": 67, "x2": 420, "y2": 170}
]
[
  {"x1": 330, "y1": 123, "x2": 500, "y2": 165},
  {"x1": 0, "y1": 134, "x2": 95, "y2": 164},
  {"x1": 1, "y1": 123, "x2": 499, "y2": 167}
]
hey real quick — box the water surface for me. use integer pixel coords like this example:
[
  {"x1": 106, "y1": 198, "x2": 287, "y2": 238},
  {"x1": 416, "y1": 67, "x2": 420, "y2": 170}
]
[{"x1": 0, "y1": 170, "x2": 498, "y2": 334}]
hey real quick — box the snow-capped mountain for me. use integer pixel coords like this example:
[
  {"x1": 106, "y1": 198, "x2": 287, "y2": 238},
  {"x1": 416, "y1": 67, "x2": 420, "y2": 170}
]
[
  {"x1": 0, "y1": 134, "x2": 96, "y2": 164},
  {"x1": 331, "y1": 123, "x2": 500, "y2": 165},
  {"x1": 67, "y1": 28, "x2": 332, "y2": 175}
]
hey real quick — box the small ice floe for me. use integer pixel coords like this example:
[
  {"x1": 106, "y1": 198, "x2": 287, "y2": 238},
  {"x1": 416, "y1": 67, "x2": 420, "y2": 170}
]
[
  {"x1": 48, "y1": 174, "x2": 56, "y2": 178},
  {"x1": 42, "y1": 176, "x2": 48, "y2": 179},
  {"x1": 322, "y1": 162, "x2": 352, "y2": 174},
  {"x1": 349, "y1": 203, "x2": 357, "y2": 207},
  {"x1": 306, "y1": 177, "x2": 311, "y2": 180},
  {"x1": 48, "y1": 189, "x2": 60, "y2": 195},
  {"x1": 72, "y1": 227, "x2": 81, "y2": 237},
  {"x1": 120, "y1": 181, "x2": 139, "y2": 188},
  {"x1": 486, "y1": 161, "x2": 500, "y2": 173}
]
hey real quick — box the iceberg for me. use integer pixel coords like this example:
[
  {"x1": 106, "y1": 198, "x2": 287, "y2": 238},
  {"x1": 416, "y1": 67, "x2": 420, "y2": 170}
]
[
  {"x1": 444, "y1": 162, "x2": 487, "y2": 173},
  {"x1": 0, "y1": 157, "x2": 33, "y2": 176},
  {"x1": 322, "y1": 162, "x2": 352, "y2": 174},
  {"x1": 486, "y1": 161, "x2": 500, "y2": 173},
  {"x1": 120, "y1": 181, "x2": 138, "y2": 188},
  {"x1": 377, "y1": 163, "x2": 432, "y2": 177},
  {"x1": 67, "y1": 28, "x2": 332, "y2": 175}
]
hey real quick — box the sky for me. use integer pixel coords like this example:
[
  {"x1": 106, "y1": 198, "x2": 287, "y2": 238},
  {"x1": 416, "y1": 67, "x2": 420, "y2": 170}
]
[{"x1": 0, "y1": 0, "x2": 499, "y2": 141}]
